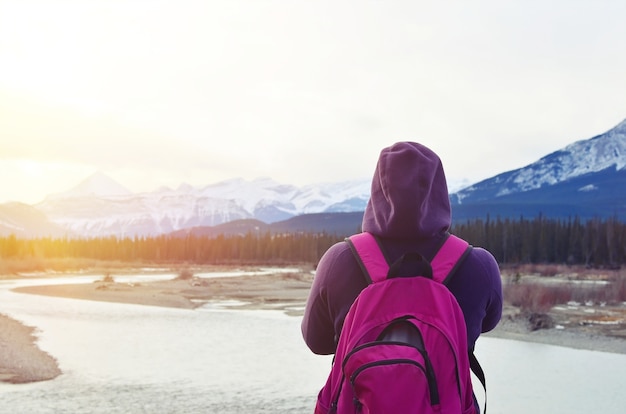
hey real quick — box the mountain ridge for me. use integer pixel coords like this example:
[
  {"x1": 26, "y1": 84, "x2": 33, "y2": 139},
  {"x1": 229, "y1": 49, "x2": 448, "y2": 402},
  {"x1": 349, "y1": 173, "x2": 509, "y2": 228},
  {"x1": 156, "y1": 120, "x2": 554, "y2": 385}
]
[
  {"x1": 452, "y1": 118, "x2": 626, "y2": 204},
  {"x1": 1, "y1": 117, "x2": 625, "y2": 238}
]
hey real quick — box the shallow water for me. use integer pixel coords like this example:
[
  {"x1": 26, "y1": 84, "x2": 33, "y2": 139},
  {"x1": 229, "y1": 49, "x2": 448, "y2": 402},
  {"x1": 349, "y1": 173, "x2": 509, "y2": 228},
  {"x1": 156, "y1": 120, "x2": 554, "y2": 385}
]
[{"x1": 1, "y1": 273, "x2": 626, "y2": 413}]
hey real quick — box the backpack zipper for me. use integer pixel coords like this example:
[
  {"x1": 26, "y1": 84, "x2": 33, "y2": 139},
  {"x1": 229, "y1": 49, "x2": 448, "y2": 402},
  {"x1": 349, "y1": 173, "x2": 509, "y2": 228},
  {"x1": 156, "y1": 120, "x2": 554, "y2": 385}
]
[
  {"x1": 349, "y1": 358, "x2": 437, "y2": 410},
  {"x1": 349, "y1": 358, "x2": 427, "y2": 383}
]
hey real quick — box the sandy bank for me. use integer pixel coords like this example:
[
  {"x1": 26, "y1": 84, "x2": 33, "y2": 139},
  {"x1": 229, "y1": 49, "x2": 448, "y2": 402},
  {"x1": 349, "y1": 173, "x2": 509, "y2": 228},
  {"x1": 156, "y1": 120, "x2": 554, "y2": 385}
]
[
  {"x1": 13, "y1": 270, "x2": 315, "y2": 315},
  {"x1": 0, "y1": 313, "x2": 62, "y2": 384}
]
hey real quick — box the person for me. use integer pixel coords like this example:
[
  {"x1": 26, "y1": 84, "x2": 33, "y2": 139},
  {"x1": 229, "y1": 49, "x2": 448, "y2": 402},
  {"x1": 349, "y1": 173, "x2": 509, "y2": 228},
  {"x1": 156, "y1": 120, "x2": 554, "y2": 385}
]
[{"x1": 301, "y1": 141, "x2": 503, "y2": 410}]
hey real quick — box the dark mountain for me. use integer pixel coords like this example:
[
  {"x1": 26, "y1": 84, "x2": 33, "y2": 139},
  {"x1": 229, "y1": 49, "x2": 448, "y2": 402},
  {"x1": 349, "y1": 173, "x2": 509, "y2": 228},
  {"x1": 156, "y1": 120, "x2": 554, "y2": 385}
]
[
  {"x1": 450, "y1": 118, "x2": 626, "y2": 222},
  {"x1": 169, "y1": 219, "x2": 270, "y2": 238},
  {"x1": 170, "y1": 212, "x2": 364, "y2": 238}
]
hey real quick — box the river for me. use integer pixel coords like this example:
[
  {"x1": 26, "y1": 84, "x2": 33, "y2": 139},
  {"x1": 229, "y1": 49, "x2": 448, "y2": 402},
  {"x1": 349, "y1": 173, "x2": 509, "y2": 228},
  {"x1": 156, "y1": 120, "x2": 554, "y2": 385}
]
[{"x1": 1, "y1": 271, "x2": 625, "y2": 413}]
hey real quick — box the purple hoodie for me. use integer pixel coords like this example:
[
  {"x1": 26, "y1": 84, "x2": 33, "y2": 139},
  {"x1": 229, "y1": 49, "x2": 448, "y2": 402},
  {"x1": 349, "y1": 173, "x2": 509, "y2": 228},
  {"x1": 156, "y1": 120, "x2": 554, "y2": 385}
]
[{"x1": 302, "y1": 142, "x2": 502, "y2": 355}]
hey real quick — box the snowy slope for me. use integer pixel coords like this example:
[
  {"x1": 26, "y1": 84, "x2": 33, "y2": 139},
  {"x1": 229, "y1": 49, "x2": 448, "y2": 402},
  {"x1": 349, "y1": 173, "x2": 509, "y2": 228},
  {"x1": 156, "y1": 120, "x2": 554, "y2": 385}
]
[
  {"x1": 452, "y1": 118, "x2": 626, "y2": 204},
  {"x1": 34, "y1": 175, "x2": 372, "y2": 237}
]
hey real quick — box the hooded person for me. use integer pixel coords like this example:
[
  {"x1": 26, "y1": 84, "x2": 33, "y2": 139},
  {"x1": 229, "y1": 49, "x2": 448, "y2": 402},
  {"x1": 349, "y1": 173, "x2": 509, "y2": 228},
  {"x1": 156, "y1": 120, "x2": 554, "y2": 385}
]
[{"x1": 301, "y1": 141, "x2": 503, "y2": 411}]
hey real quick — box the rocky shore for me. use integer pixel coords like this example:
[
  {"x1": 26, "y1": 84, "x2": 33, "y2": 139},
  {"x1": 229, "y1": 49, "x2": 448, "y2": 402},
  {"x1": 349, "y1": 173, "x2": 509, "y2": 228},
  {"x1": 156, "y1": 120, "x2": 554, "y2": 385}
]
[{"x1": 2, "y1": 268, "x2": 625, "y2": 384}]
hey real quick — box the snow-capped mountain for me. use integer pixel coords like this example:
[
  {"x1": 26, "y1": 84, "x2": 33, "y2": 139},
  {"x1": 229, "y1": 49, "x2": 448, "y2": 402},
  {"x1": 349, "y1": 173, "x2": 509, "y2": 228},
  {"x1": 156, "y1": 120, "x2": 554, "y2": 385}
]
[
  {"x1": 2, "y1": 117, "x2": 625, "y2": 238},
  {"x1": 31, "y1": 174, "x2": 372, "y2": 237},
  {"x1": 44, "y1": 171, "x2": 134, "y2": 200},
  {"x1": 452, "y1": 118, "x2": 626, "y2": 203},
  {"x1": 450, "y1": 118, "x2": 626, "y2": 221}
]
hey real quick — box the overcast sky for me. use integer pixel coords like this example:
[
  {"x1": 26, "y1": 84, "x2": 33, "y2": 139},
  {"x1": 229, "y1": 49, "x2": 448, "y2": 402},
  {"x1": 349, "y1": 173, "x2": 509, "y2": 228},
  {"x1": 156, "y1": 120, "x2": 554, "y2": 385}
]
[{"x1": 1, "y1": 0, "x2": 625, "y2": 204}]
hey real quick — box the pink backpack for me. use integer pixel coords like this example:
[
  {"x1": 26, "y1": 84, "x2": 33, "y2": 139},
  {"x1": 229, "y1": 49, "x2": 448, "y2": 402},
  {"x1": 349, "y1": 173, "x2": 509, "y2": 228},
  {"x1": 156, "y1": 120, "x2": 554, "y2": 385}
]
[{"x1": 315, "y1": 232, "x2": 485, "y2": 414}]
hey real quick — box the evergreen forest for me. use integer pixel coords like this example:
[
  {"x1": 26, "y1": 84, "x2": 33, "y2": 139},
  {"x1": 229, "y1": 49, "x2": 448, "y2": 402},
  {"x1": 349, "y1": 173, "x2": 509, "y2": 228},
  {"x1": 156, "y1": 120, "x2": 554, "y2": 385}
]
[{"x1": 1, "y1": 215, "x2": 625, "y2": 268}]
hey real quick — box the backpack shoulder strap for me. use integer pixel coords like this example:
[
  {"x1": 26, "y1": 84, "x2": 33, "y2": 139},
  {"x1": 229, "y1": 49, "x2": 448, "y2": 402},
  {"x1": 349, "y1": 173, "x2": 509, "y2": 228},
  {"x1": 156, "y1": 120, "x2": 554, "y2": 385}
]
[
  {"x1": 431, "y1": 234, "x2": 471, "y2": 284},
  {"x1": 346, "y1": 232, "x2": 472, "y2": 285},
  {"x1": 345, "y1": 232, "x2": 389, "y2": 284},
  {"x1": 470, "y1": 350, "x2": 487, "y2": 413}
]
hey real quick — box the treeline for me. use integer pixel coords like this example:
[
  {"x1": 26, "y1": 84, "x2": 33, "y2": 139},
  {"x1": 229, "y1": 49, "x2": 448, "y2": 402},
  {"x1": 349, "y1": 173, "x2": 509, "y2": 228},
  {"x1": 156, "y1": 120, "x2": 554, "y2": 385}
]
[
  {"x1": 1, "y1": 215, "x2": 625, "y2": 266},
  {"x1": 451, "y1": 215, "x2": 626, "y2": 267},
  {"x1": 0, "y1": 232, "x2": 340, "y2": 265}
]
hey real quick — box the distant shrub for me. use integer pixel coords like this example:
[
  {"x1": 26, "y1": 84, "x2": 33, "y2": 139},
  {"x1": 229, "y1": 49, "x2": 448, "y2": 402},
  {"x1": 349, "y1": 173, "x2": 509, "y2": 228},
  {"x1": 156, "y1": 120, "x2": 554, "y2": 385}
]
[
  {"x1": 527, "y1": 312, "x2": 555, "y2": 331},
  {"x1": 101, "y1": 273, "x2": 115, "y2": 283},
  {"x1": 505, "y1": 283, "x2": 572, "y2": 312},
  {"x1": 504, "y1": 273, "x2": 626, "y2": 313},
  {"x1": 538, "y1": 264, "x2": 560, "y2": 277},
  {"x1": 615, "y1": 276, "x2": 626, "y2": 302},
  {"x1": 176, "y1": 268, "x2": 194, "y2": 280},
  {"x1": 599, "y1": 272, "x2": 626, "y2": 304}
]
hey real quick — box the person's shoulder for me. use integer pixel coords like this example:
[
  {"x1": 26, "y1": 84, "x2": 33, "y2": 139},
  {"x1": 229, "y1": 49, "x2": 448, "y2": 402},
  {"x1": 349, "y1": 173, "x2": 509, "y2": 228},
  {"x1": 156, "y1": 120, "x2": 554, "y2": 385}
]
[
  {"x1": 462, "y1": 246, "x2": 500, "y2": 279},
  {"x1": 320, "y1": 239, "x2": 352, "y2": 259},
  {"x1": 317, "y1": 239, "x2": 356, "y2": 270},
  {"x1": 314, "y1": 238, "x2": 368, "y2": 293},
  {"x1": 467, "y1": 245, "x2": 497, "y2": 263}
]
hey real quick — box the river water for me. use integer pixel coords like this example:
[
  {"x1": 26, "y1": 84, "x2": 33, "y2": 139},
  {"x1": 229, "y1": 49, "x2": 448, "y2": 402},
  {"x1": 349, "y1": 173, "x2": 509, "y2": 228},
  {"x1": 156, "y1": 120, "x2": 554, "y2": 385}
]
[{"x1": 1, "y1": 271, "x2": 626, "y2": 413}]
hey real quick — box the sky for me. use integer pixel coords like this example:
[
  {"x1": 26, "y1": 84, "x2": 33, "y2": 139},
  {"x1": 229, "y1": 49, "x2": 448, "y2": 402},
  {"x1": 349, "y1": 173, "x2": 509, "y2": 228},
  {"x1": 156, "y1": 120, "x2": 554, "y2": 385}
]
[{"x1": 1, "y1": 0, "x2": 626, "y2": 205}]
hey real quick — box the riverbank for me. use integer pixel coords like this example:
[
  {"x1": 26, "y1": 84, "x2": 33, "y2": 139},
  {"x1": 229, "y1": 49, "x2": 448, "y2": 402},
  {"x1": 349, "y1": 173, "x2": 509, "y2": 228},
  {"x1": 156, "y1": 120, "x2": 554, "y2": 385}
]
[
  {"x1": 0, "y1": 313, "x2": 62, "y2": 383},
  {"x1": 12, "y1": 269, "x2": 315, "y2": 315},
  {"x1": 484, "y1": 305, "x2": 626, "y2": 354},
  {"x1": 2, "y1": 267, "x2": 625, "y2": 384}
]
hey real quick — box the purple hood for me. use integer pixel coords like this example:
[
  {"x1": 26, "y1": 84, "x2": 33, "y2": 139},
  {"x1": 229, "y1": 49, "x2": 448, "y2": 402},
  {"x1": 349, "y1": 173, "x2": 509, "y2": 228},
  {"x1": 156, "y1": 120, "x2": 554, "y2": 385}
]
[{"x1": 362, "y1": 142, "x2": 451, "y2": 239}]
